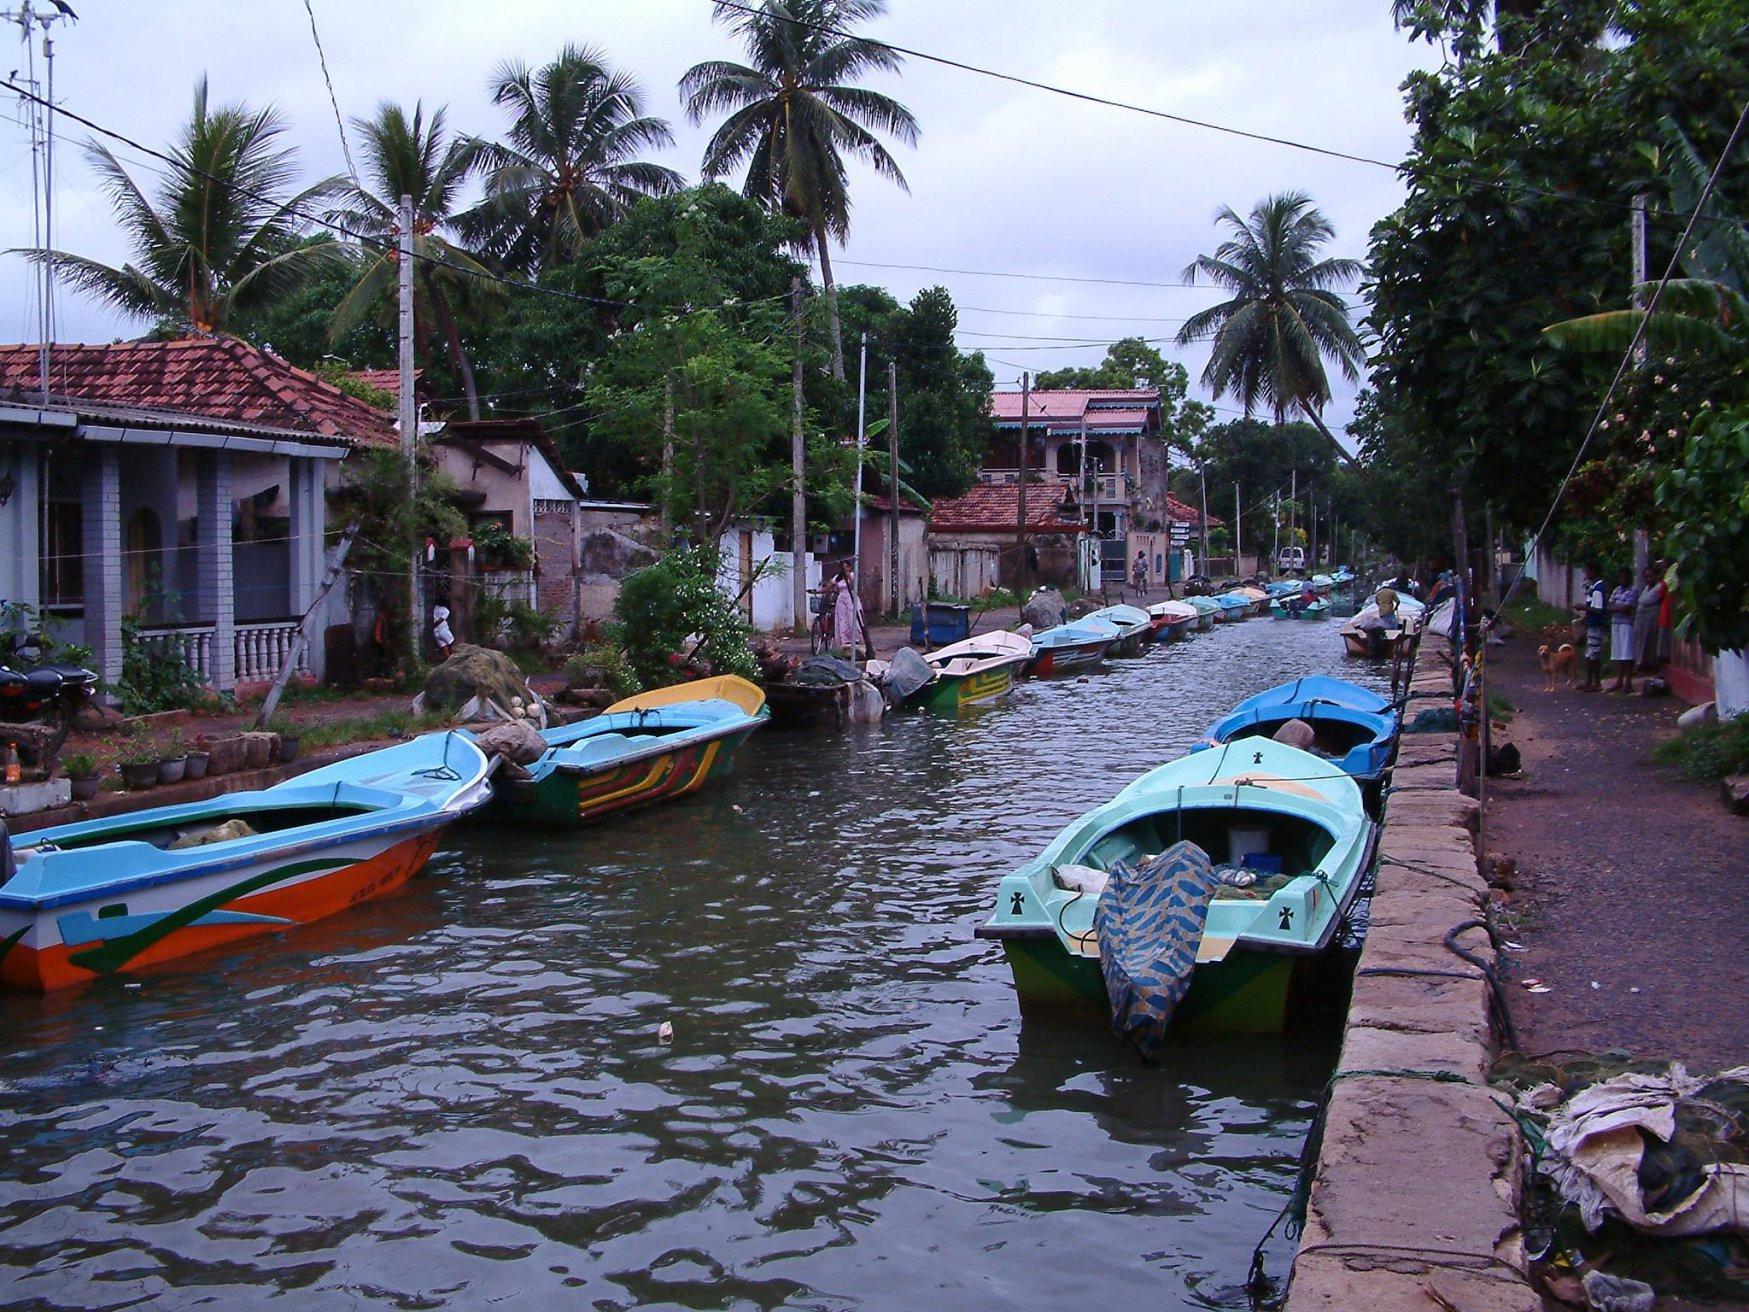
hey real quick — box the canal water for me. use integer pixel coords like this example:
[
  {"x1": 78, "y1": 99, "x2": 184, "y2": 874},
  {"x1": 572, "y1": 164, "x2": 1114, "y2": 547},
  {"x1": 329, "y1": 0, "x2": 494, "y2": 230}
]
[{"x1": 0, "y1": 618, "x2": 1390, "y2": 1311}]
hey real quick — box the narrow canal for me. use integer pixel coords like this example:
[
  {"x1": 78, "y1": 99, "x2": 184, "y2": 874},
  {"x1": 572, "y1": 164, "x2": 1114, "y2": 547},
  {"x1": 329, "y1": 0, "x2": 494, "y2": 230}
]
[{"x1": 0, "y1": 618, "x2": 1391, "y2": 1311}]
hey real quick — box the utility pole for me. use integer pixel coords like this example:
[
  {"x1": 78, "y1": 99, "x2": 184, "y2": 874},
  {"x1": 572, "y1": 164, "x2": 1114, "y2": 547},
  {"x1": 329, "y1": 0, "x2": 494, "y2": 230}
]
[
  {"x1": 1198, "y1": 463, "x2": 1210, "y2": 578},
  {"x1": 1631, "y1": 194, "x2": 1651, "y2": 578},
  {"x1": 790, "y1": 277, "x2": 807, "y2": 633},
  {"x1": 660, "y1": 376, "x2": 674, "y2": 532},
  {"x1": 1016, "y1": 373, "x2": 1031, "y2": 594},
  {"x1": 852, "y1": 333, "x2": 868, "y2": 602},
  {"x1": 1308, "y1": 481, "x2": 1317, "y2": 569},
  {"x1": 1234, "y1": 483, "x2": 1241, "y2": 570},
  {"x1": 397, "y1": 194, "x2": 419, "y2": 675},
  {"x1": 888, "y1": 360, "x2": 900, "y2": 617}
]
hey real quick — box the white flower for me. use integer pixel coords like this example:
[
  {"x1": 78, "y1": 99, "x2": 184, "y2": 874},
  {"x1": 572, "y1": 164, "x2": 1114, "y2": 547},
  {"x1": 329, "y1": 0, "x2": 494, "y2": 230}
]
[
  {"x1": 1599, "y1": 419, "x2": 1610, "y2": 430},
  {"x1": 1653, "y1": 375, "x2": 1664, "y2": 385}
]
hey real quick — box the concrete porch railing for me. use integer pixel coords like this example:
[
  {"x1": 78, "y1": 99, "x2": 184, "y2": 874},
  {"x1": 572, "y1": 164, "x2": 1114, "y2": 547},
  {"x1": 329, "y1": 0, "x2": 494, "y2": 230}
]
[{"x1": 136, "y1": 620, "x2": 307, "y2": 688}]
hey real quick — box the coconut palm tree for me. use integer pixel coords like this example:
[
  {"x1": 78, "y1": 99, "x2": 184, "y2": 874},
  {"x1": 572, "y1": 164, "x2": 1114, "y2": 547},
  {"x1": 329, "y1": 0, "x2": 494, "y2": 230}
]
[
  {"x1": 1176, "y1": 192, "x2": 1365, "y2": 465},
  {"x1": 680, "y1": 0, "x2": 919, "y2": 381},
  {"x1": 31, "y1": 77, "x2": 338, "y2": 334},
  {"x1": 466, "y1": 45, "x2": 682, "y2": 275},
  {"x1": 326, "y1": 102, "x2": 495, "y2": 418}
]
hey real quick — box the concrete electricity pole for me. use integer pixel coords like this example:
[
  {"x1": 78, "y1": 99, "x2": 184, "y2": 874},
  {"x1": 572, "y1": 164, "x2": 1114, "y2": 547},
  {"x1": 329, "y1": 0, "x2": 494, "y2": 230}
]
[
  {"x1": 790, "y1": 277, "x2": 808, "y2": 633},
  {"x1": 397, "y1": 194, "x2": 419, "y2": 675}
]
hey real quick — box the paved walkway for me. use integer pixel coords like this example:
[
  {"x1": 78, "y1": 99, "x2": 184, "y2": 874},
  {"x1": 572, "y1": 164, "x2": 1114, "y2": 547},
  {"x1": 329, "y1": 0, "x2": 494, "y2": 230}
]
[{"x1": 1481, "y1": 635, "x2": 1747, "y2": 1071}]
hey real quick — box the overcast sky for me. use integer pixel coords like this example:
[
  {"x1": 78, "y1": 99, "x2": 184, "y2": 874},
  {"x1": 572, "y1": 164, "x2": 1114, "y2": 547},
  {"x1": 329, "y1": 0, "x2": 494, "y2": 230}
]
[{"x1": 0, "y1": 0, "x2": 1438, "y2": 435}]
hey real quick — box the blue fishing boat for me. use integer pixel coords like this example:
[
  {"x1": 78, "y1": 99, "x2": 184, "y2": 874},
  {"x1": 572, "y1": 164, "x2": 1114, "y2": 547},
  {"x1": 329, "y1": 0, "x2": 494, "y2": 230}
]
[
  {"x1": 1211, "y1": 592, "x2": 1250, "y2": 623},
  {"x1": 484, "y1": 675, "x2": 768, "y2": 828},
  {"x1": 976, "y1": 738, "x2": 1376, "y2": 1034},
  {"x1": 1026, "y1": 617, "x2": 1119, "y2": 677},
  {"x1": 1184, "y1": 596, "x2": 1222, "y2": 631},
  {"x1": 1083, "y1": 604, "x2": 1151, "y2": 657},
  {"x1": 1192, "y1": 684, "x2": 1399, "y2": 811},
  {"x1": 0, "y1": 732, "x2": 494, "y2": 992},
  {"x1": 1269, "y1": 597, "x2": 1330, "y2": 621},
  {"x1": 1226, "y1": 675, "x2": 1393, "y2": 717}
]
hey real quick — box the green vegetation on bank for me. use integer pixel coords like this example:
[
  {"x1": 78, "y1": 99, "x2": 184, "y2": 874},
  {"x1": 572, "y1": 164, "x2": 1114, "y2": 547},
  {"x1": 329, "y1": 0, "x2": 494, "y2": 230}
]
[{"x1": 1652, "y1": 716, "x2": 1749, "y2": 784}]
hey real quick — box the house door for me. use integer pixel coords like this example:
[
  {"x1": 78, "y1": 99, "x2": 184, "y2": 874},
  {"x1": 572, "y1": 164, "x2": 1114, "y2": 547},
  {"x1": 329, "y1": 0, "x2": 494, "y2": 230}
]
[{"x1": 125, "y1": 507, "x2": 163, "y2": 618}]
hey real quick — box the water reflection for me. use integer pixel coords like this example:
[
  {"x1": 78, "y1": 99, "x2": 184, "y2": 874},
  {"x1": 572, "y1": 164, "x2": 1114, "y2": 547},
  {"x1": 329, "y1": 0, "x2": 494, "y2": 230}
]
[{"x1": 0, "y1": 621, "x2": 1387, "y2": 1310}]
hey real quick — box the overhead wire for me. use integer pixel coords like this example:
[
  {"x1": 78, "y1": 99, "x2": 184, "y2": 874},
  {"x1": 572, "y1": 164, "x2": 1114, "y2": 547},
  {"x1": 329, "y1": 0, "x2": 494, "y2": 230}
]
[{"x1": 707, "y1": 0, "x2": 1743, "y2": 235}]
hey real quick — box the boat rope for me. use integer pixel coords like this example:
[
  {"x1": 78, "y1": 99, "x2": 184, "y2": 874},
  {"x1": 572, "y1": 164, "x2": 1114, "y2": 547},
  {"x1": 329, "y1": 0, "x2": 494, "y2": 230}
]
[{"x1": 1289, "y1": 1241, "x2": 1528, "y2": 1281}]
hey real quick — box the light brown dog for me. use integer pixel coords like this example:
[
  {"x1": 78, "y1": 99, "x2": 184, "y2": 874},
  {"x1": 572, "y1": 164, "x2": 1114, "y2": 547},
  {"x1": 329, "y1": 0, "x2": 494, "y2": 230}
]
[{"x1": 1539, "y1": 642, "x2": 1578, "y2": 691}]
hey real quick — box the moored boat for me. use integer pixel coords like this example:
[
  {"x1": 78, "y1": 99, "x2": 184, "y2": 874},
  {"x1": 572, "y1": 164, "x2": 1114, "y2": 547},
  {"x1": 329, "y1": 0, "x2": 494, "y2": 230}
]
[
  {"x1": 1211, "y1": 592, "x2": 1250, "y2": 623},
  {"x1": 1146, "y1": 599, "x2": 1199, "y2": 642},
  {"x1": 976, "y1": 738, "x2": 1376, "y2": 1033},
  {"x1": 1026, "y1": 617, "x2": 1119, "y2": 677},
  {"x1": 1226, "y1": 675, "x2": 1392, "y2": 717},
  {"x1": 883, "y1": 630, "x2": 1033, "y2": 711},
  {"x1": 1192, "y1": 684, "x2": 1399, "y2": 811},
  {"x1": 486, "y1": 675, "x2": 767, "y2": 828},
  {"x1": 1083, "y1": 604, "x2": 1151, "y2": 657},
  {"x1": 1340, "y1": 605, "x2": 1419, "y2": 659},
  {"x1": 1230, "y1": 585, "x2": 1271, "y2": 617},
  {"x1": 1270, "y1": 597, "x2": 1330, "y2": 621},
  {"x1": 0, "y1": 732, "x2": 493, "y2": 992},
  {"x1": 1185, "y1": 595, "x2": 1222, "y2": 631},
  {"x1": 765, "y1": 656, "x2": 884, "y2": 729}
]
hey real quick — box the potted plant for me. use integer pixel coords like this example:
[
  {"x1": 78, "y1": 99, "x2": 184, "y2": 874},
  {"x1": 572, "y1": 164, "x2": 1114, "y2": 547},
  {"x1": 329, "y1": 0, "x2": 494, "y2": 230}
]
[
  {"x1": 268, "y1": 717, "x2": 301, "y2": 763},
  {"x1": 185, "y1": 733, "x2": 211, "y2": 780},
  {"x1": 63, "y1": 752, "x2": 101, "y2": 802},
  {"x1": 156, "y1": 731, "x2": 188, "y2": 785},
  {"x1": 118, "y1": 743, "x2": 160, "y2": 791}
]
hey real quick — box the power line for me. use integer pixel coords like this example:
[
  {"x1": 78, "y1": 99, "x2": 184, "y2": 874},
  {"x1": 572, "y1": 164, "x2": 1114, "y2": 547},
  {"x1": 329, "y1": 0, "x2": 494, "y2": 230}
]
[
  {"x1": 707, "y1": 0, "x2": 1738, "y2": 234},
  {"x1": 301, "y1": 0, "x2": 361, "y2": 194}
]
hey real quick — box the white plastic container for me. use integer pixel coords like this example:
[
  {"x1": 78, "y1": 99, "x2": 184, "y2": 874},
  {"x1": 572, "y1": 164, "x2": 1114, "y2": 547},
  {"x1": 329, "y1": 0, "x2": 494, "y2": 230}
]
[{"x1": 1227, "y1": 826, "x2": 1270, "y2": 866}]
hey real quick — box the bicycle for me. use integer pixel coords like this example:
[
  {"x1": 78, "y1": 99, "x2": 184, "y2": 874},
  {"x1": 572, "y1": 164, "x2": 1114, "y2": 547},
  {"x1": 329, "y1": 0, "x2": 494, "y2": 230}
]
[{"x1": 809, "y1": 586, "x2": 835, "y2": 655}]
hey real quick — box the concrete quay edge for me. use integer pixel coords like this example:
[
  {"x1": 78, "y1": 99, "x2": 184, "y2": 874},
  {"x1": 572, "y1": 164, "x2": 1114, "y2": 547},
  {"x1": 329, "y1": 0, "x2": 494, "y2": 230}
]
[{"x1": 1285, "y1": 643, "x2": 1536, "y2": 1312}]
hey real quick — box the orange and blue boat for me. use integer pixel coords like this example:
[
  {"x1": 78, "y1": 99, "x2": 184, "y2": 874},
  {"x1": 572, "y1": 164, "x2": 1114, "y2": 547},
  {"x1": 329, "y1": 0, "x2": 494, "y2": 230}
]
[
  {"x1": 0, "y1": 732, "x2": 493, "y2": 992},
  {"x1": 484, "y1": 675, "x2": 767, "y2": 829}
]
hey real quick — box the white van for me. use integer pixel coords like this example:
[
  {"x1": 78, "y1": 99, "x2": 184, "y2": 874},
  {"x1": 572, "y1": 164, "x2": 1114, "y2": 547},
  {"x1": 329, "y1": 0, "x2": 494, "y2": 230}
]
[{"x1": 1277, "y1": 547, "x2": 1306, "y2": 572}]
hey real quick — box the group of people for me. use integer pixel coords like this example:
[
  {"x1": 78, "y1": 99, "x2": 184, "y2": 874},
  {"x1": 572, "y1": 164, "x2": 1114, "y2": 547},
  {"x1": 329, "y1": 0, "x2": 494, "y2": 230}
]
[
  {"x1": 815, "y1": 561, "x2": 869, "y2": 660},
  {"x1": 1578, "y1": 561, "x2": 1670, "y2": 694}
]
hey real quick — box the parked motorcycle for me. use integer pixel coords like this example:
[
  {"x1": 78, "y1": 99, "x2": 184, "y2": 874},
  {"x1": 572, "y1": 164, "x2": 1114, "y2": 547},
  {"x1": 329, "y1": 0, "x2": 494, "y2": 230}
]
[{"x1": 0, "y1": 643, "x2": 99, "y2": 767}]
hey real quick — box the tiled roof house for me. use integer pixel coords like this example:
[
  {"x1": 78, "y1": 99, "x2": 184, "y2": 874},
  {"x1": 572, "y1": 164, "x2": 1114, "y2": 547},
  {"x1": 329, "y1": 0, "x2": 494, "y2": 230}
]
[{"x1": 0, "y1": 337, "x2": 391, "y2": 693}]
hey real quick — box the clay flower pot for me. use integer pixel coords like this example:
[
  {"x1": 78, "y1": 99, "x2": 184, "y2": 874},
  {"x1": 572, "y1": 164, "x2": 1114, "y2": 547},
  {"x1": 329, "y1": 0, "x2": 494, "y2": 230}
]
[
  {"x1": 119, "y1": 760, "x2": 158, "y2": 790},
  {"x1": 276, "y1": 737, "x2": 301, "y2": 764},
  {"x1": 69, "y1": 775, "x2": 100, "y2": 802},
  {"x1": 183, "y1": 751, "x2": 210, "y2": 780},
  {"x1": 156, "y1": 756, "x2": 187, "y2": 785}
]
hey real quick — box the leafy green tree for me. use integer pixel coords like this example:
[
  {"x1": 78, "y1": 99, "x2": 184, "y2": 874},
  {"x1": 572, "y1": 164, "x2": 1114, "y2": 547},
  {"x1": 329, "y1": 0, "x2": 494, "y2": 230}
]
[
  {"x1": 613, "y1": 546, "x2": 759, "y2": 688},
  {"x1": 325, "y1": 102, "x2": 497, "y2": 418},
  {"x1": 681, "y1": 0, "x2": 920, "y2": 382},
  {"x1": 1658, "y1": 404, "x2": 1749, "y2": 653},
  {"x1": 1365, "y1": 0, "x2": 1749, "y2": 545},
  {"x1": 34, "y1": 77, "x2": 338, "y2": 334},
  {"x1": 472, "y1": 185, "x2": 809, "y2": 497},
  {"x1": 1175, "y1": 193, "x2": 1364, "y2": 464},
  {"x1": 889, "y1": 286, "x2": 991, "y2": 500},
  {"x1": 229, "y1": 236, "x2": 394, "y2": 369},
  {"x1": 467, "y1": 44, "x2": 682, "y2": 275},
  {"x1": 1193, "y1": 417, "x2": 1338, "y2": 553}
]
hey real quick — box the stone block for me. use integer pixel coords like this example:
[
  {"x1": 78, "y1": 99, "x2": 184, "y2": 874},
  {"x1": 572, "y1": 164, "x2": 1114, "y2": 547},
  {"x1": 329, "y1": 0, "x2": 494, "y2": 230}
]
[
  {"x1": 1295, "y1": 1075, "x2": 1526, "y2": 1260},
  {"x1": 1289, "y1": 1254, "x2": 1539, "y2": 1312},
  {"x1": 1346, "y1": 968, "x2": 1493, "y2": 1038},
  {"x1": 1337, "y1": 1021, "x2": 1492, "y2": 1084},
  {"x1": 1391, "y1": 761, "x2": 1461, "y2": 793},
  {"x1": 1722, "y1": 774, "x2": 1749, "y2": 816},
  {"x1": 1364, "y1": 887, "x2": 1483, "y2": 930},
  {"x1": 204, "y1": 735, "x2": 248, "y2": 775},
  {"x1": 1384, "y1": 792, "x2": 1480, "y2": 833},
  {"x1": 0, "y1": 778, "x2": 72, "y2": 816},
  {"x1": 1356, "y1": 921, "x2": 1491, "y2": 979}
]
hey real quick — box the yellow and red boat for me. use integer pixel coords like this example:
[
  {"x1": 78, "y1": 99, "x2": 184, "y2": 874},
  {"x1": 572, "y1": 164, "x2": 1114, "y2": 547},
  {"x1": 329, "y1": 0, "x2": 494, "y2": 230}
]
[
  {"x1": 484, "y1": 675, "x2": 767, "y2": 829},
  {"x1": 0, "y1": 732, "x2": 493, "y2": 992}
]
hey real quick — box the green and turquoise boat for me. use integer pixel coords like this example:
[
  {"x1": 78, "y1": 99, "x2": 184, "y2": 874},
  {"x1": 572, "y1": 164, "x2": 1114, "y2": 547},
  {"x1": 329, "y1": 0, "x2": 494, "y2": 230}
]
[
  {"x1": 482, "y1": 676, "x2": 767, "y2": 829},
  {"x1": 975, "y1": 737, "x2": 1377, "y2": 1033},
  {"x1": 898, "y1": 630, "x2": 1033, "y2": 711}
]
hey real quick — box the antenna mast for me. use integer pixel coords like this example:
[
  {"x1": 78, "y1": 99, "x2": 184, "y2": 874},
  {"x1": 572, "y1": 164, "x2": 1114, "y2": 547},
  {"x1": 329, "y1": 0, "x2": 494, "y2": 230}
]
[{"x1": 7, "y1": 0, "x2": 76, "y2": 397}]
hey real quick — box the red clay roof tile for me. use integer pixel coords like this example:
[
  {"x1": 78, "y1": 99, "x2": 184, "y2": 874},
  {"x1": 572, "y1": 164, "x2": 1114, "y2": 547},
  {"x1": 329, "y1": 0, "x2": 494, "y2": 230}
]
[{"x1": 0, "y1": 337, "x2": 398, "y2": 447}]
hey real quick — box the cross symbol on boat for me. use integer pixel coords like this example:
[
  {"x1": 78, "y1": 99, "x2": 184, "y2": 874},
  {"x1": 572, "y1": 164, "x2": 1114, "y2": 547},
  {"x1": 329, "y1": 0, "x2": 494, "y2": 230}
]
[
  {"x1": 1010, "y1": 891, "x2": 1025, "y2": 916},
  {"x1": 1253, "y1": 751, "x2": 1264, "y2": 765},
  {"x1": 1278, "y1": 907, "x2": 1294, "y2": 931}
]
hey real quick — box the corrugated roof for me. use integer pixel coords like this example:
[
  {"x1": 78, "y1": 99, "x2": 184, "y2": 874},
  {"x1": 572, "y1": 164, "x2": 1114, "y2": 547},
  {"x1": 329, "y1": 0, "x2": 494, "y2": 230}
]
[
  {"x1": 929, "y1": 483, "x2": 1087, "y2": 534},
  {"x1": 0, "y1": 338, "x2": 398, "y2": 447},
  {"x1": 990, "y1": 388, "x2": 1160, "y2": 424}
]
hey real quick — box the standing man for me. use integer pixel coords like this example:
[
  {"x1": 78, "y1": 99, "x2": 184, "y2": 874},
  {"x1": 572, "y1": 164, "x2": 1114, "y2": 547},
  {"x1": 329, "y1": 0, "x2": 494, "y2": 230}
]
[{"x1": 1577, "y1": 561, "x2": 1608, "y2": 691}]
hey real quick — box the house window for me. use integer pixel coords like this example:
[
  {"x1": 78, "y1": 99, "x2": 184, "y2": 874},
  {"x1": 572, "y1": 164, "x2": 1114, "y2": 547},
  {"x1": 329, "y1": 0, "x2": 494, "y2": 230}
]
[{"x1": 41, "y1": 500, "x2": 83, "y2": 606}]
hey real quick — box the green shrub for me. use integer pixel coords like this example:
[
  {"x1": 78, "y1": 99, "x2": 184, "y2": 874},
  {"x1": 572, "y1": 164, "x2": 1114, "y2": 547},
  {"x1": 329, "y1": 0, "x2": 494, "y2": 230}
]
[
  {"x1": 563, "y1": 643, "x2": 641, "y2": 698},
  {"x1": 62, "y1": 752, "x2": 96, "y2": 778},
  {"x1": 1651, "y1": 716, "x2": 1749, "y2": 783},
  {"x1": 613, "y1": 546, "x2": 757, "y2": 689},
  {"x1": 116, "y1": 617, "x2": 205, "y2": 714}
]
